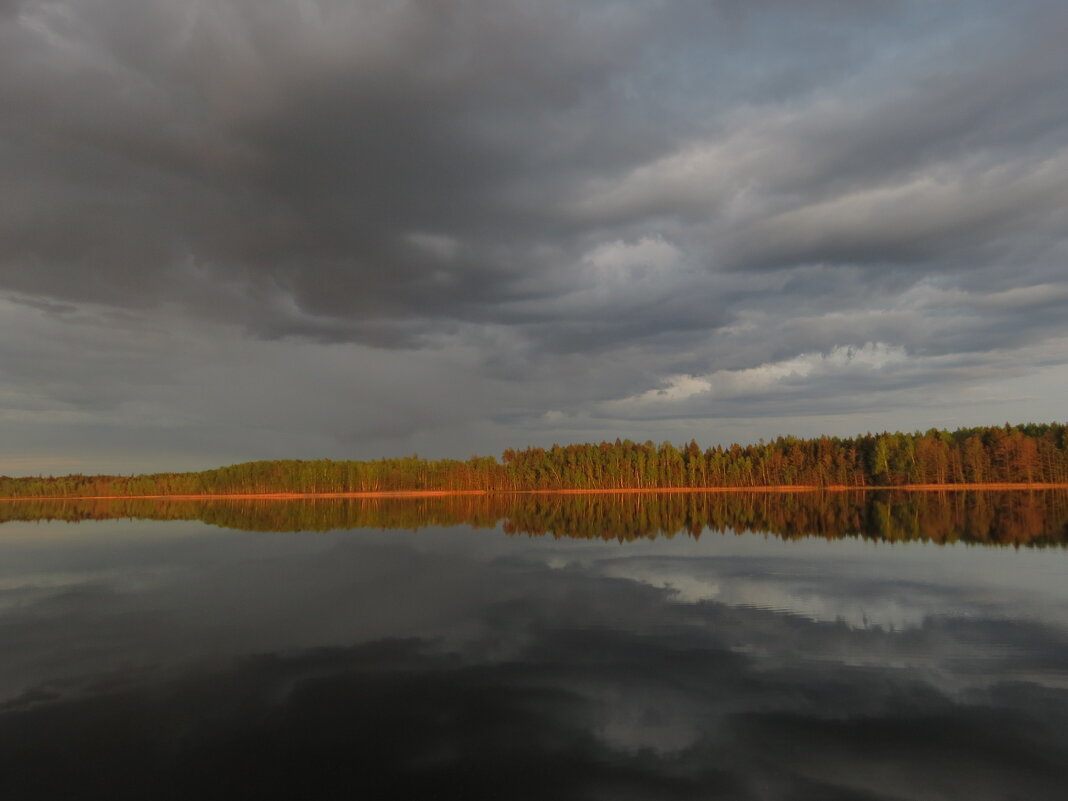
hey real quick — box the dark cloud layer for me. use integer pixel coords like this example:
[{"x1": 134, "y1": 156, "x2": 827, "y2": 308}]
[{"x1": 1, "y1": 1, "x2": 1067, "y2": 469}]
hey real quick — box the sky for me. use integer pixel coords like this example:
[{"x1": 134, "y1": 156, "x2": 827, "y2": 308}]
[{"x1": 2, "y1": 0, "x2": 1068, "y2": 476}]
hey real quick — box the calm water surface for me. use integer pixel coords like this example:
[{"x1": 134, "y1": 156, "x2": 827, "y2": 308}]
[{"x1": 1, "y1": 491, "x2": 1067, "y2": 799}]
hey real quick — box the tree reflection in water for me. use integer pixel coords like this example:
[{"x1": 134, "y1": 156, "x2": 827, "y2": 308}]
[{"x1": 3, "y1": 490, "x2": 1067, "y2": 546}]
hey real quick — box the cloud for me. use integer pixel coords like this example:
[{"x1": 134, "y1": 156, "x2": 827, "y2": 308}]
[
  {"x1": 583, "y1": 236, "x2": 682, "y2": 274},
  {"x1": 605, "y1": 342, "x2": 909, "y2": 419},
  {"x1": 2, "y1": 0, "x2": 1068, "y2": 467}
]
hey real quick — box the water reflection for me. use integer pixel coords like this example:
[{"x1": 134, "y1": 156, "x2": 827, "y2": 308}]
[
  {"x1": 0, "y1": 496, "x2": 1067, "y2": 798},
  {"x1": 3, "y1": 489, "x2": 1068, "y2": 545}
]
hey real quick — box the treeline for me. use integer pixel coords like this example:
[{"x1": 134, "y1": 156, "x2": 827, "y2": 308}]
[
  {"x1": 3, "y1": 491, "x2": 1067, "y2": 547},
  {"x1": 2, "y1": 423, "x2": 1068, "y2": 498}
]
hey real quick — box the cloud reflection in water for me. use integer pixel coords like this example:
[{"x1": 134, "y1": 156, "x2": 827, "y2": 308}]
[{"x1": 0, "y1": 508, "x2": 1066, "y2": 798}]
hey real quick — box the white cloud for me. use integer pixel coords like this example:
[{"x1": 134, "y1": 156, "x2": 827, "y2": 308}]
[
  {"x1": 583, "y1": 235, "x2": 681, "y2": 276},
  {"x1": 609, "y1": 342, "x2": 908, "y2": 413}
]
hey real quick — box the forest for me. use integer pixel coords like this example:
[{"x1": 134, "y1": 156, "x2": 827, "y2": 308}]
[{"x1": 2, "y1": 422, "x2": 1068, "y2": 499}]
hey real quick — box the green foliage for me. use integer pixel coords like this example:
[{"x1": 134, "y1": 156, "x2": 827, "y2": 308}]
[{"x1": 2, "y1": 423, "x2": 1068, "y2": 499}]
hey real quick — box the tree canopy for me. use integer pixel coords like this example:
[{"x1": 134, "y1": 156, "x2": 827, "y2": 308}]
[{"x1": 2, "y1": 423, "x2": 1067, "y2": 499}]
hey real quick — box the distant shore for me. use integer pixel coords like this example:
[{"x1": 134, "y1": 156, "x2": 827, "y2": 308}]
[{"x1": 3, "y1": 483, "x2": 1068, "y2": 502}]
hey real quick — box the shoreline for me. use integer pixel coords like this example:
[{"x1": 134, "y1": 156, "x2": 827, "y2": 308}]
[{"x1": 2, "y1": 483, "x2": 1068, "y2": 502}]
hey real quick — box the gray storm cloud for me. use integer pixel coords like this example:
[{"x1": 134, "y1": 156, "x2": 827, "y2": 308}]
[{"x1": 1, "y1": 0, "x2": 1067, "y2": 471}]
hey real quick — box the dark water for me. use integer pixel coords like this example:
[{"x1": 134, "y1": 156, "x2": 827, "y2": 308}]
[{"x1": 1, "y1": 491, "x2": 1067, "y2": 800}]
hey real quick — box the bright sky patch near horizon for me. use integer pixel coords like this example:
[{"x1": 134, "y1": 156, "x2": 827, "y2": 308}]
[{"x1": 2, "y1": 0, "x2": 1067, "y2": 476}]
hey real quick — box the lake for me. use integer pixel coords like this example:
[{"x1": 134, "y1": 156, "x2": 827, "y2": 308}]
[{"x1": 2, "y1": 490, "x2": 1067, "y2": 799}]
